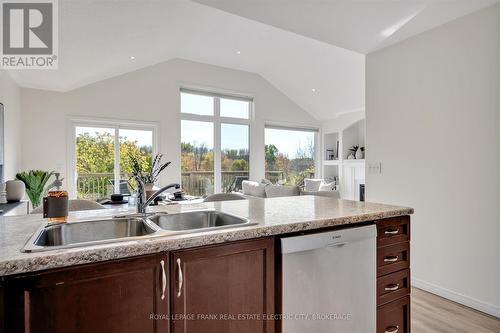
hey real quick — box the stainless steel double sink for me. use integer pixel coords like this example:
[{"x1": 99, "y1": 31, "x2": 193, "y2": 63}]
[{"x1": 22, "y1": 210, "x2": 252, "y2": 252}]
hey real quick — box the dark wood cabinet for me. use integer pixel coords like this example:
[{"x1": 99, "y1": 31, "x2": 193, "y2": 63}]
[
  {"x1": 377, "y1": 242, "x2": 410, "y2": 277},
  {"x1": 170, "y1": 238, "x2": 275, "y2": 333},
  {"x1": 0, "y1": 284, "x2": 4, "y2": 333},
  {"x1": 2, "y1": 216, "x2": 411, "y2": 333},
  {"x1": 4, "y1": 254, "x2": 169, "y2": 333},
  {"x1": 377, "y1": 296, "x2": 410, "y2": 333},
  {"x1": 376, "y1": 216, "x2": 411, "y2": 333},
  {"x1": 377, "y1": 269, "x2": 410, "y2": 306},
  {"x1": 377, "y1": 216, "x2": 410, "y2": 248}
]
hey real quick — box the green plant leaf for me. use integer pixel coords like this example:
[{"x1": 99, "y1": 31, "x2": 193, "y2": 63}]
[{"x1": 16, "y1": 170, "x2": 54, "y2": 208}]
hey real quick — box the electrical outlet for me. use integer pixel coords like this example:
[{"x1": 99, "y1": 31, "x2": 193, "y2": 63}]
[{"x1": 368, "y1": 162, "x2": 382, "y2": 174}]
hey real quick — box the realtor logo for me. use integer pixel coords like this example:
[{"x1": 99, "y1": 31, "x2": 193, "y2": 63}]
[{"x1": 1, "y1": 0, "x2": 58, "y2": 69}]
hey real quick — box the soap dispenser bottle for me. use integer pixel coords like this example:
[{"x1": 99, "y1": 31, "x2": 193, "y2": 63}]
[{"x1": 43, "y1": 173, "x2": 69, "y2": 222}]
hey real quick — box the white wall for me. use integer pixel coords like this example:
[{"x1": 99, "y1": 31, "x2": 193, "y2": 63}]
[
  {"x1": 0, "y1": 71, "x2": 22, "y2": 181},
  {"x1": 321, "y1": 110, "x2": 365, "y2": 135},
  {"x1": 366, "y1": 4, "x2": 500, "y2": 316},
  {"x1": 20, "y1": 58, "x2": 318, "y2": 191}
]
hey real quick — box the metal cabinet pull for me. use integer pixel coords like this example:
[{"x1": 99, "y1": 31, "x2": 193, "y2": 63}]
[
  {"x1": 177, "y1": 258, "x2": 183, "y2": 298},
  {"x1": 384, "y1": 229, "x2": 399, "y2": 235},
  {"x1": 385, "y1": 283, "x2": 400, "y2": 291},
  {"x1": 160, "y1": 260, "x2": 167, "y2": 300},
  {"x1": 384, "y1": 255, "x2": 399, "y2": 263},
  {"x1": 385, "y1": 325, "x2": 399, "y2": 333}
]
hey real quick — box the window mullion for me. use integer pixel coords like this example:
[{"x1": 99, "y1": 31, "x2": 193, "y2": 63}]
[
  {"x1": 114, "y1": 127, "x2": 120, "y2": 194},
  {"x1": 214, "y1": 98, "x2": 222, "y2": 193}
]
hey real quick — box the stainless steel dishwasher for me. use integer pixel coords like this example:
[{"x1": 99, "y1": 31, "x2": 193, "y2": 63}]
[{"x1": 281, "y1": 224, "x2": 376, "y2": 332}]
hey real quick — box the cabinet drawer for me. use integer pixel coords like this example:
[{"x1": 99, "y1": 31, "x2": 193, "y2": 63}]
[
  {"x1": 377, "y1": 242, "x2": 410, "y2": 277},
  {"x1": 377, "y1": 269, "x2": 410, "y2": 306},
  {"x1": 377, "y1": 296, "x2": 410, "y2": 333},
  {"x1": 377, "y1": 216, "x2": 410, "y2": 248}
]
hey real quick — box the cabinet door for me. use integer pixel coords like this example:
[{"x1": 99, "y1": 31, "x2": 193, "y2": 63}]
[
  {"x1": 5, "y1": 254, "x2": 169, "y2": 333},
  {"x1": 377, "y1": 296, "x2": 410, "y2": 333},
  {"x1": 171, "y1": 238, "x2": 275, "y2": 333}
]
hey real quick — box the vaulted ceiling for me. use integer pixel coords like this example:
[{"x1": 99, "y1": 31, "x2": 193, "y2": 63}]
[
  {"x1": 5, "y1": 0, "x2": 498, "y2": 120},
  {"x1": 194, "y1": 0, "x2": 499, "y2": 53}
]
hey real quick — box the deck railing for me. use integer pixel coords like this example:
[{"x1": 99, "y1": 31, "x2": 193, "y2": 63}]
[
  {"x1": 180, "y1": 170, "x2": 285, "y2": 196},
  {"x1": 76, "y1": 173, "x2": 132, "y2": 201},
  {"x1": 77, "y1": 171, "x2": 287, "y2": 199}
]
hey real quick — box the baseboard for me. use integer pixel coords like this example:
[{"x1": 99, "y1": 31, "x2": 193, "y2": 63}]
[{"x1": 412, "y1": 278, "x2": 500, "y2": 318}]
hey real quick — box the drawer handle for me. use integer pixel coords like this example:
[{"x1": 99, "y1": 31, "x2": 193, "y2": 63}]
[
  {"x1": 384, "y1": 256, "x2": 399, "y2": 263},
  {"x1": 160, "y1": 260, "x2": 167, "y2": 300},
  {"x1": 385, "y1": 283, "x2": 400, "y2": 291},
  {"x1": 385, "y1": 326, "x2": 399, "y2": 333},
  {"x1": 176, "y1": 258, "x2": 183, "y2": 298},
  {"x1": 384, "y1": 229, "x2": 399, "y2": 235}
]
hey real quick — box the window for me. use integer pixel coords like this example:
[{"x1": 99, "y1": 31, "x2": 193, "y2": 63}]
[
  {"x1": 265, "y1": 126, "x2": 317, "y2": 186},
  {"x1": 71, "y1": 120, "x2": 156, "y2": 200},
  {"x1": 180, "y1": 89, "x2": 251, "y2": 196},
  {"x1": 181, "y1": 120, "x2": 215, "y2": 195},
  {"x1": 221, "y1": 123, "x2": 249, "y2": 192}
]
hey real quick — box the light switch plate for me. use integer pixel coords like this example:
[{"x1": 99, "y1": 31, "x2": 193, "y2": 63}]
[{"x1": 368, "y1": 162, "x2": 382, "y2": 174}]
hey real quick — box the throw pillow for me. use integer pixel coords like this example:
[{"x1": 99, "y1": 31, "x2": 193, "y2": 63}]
[
  {"x1": 242, "y1": 180, "x2": 267, "y2": 198},
  {"x1": 304, "y1": 178, "x2": 323, "y2": 192},
  {"x1": 318, "y1": 182, "x2": 335, "y2": 191}
]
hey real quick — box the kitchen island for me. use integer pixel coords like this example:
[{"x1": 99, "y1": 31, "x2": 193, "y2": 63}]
[{"x1": 0, "y1": 196, "x2": 413, "y2": 333}]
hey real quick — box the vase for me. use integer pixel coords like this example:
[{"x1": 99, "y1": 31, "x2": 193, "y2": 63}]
[
  {"x1": 6, "y1": 180, "x2": 25, "y2": 202},
  {"x1": 355, "y1": 149, "x2": 364, "y2": 159}
]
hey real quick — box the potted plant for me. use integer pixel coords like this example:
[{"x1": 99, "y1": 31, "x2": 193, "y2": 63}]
[
  {"x1": 15, "y1": 170, "x2": 55, "y2": 208},
  {"x1": 348, "y1": 145, "x2": 359, "y2": 159},
  {"x1": 356, "y1": 146, "x2": 365, "y2": 159},
  {"x1": 130, "y1": 154, "x2": 171, "y2": 198}
]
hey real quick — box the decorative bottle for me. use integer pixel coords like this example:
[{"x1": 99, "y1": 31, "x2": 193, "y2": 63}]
[{"x1": 44, "y1": 173, "x2": 69, "y2": 223}]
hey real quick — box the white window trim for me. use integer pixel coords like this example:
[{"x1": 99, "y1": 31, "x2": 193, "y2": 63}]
[
  {"x1": 67, "y1": 116, "x2": 159, "y2": 199},
  {"x1": 180, "y1": 89, "x2": 253, "y2": 194},
  {"x1": 264, "y1": 122, "x2": 321, "y2": 179}
]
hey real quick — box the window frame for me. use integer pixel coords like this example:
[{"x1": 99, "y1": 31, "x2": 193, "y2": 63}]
[
  {"x1": 67, "y1": 116, "x2": 159, "y2": 199},
  {"x1": 264, "y1": 123, "x2": 321, "y2": 183},
  {"x1": 180, "y1": 88, "x2": 253, "y2": 194}
]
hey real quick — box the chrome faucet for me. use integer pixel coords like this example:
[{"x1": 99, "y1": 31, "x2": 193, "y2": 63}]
[{"x1": 136, "y1": 180, "x2": 181, "y2": 214}]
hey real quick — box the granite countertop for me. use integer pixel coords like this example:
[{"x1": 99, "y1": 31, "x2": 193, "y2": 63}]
[
  {"x1": 0, "y1": 196, "x2": 413, "y2": 277},
  {"x1": 0, "y1": 200, "x2": 28, "y2": 216}
]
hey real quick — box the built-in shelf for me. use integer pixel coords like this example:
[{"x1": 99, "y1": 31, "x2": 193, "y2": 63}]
[
  {"x1": 343, "y1": 159, "x2": 365, "y2": 164},
  {"x1": 322, "y1": 118, "x2": 366, "y2": 201},
  {"x1": 342, "y1": 119, "x2": 365, "y2": 160},
  {"x1": 323, "y1": 159, "x2": 340, "y2": 166}
]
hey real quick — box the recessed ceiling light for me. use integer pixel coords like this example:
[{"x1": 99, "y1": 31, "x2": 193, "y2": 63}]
[
  {"x1": 311, "y1": 88, "x2": 316, "y2": 92},
  {"x1": 236, "y1": 51, "x2": 241, "y2": 55},
  {"x1": 130, "y1": 56, "x2": 136, "y2": 60}
]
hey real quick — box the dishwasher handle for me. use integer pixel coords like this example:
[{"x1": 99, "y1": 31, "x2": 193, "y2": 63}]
[{"x1": 327, "y1": 242, "x2": 349, "y2": 248}]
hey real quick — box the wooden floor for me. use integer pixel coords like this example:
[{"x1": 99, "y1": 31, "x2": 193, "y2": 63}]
[{"x1": 412, "y1": 288, "x2": 500, "y2": 333}]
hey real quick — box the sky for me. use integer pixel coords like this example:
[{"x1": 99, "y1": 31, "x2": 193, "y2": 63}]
[
  {"x1": 181, "y1": 121, "x2": 314, "y2": 158},
  {"x1": 181, "y1": 121, "x2": 249, "y2": 151},
  {"x1": 264, "y1": 128, "x2": 315, "y2": 158},
  {"x1": 180, "y1": 92, "x2": 315, "y2": 158}
]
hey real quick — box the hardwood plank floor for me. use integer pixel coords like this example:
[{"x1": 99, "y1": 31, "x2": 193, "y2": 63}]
[{"x1": 412, "y1": 288, "x2": 500, "y2": 333}]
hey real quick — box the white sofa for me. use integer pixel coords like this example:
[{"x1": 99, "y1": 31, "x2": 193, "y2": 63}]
[
  {"x1": 302, "y1": 178, "x2": 340, "y2": 198},
  {"x1": 241, "y1": 180, "x2": 340, "y2": 199}
]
